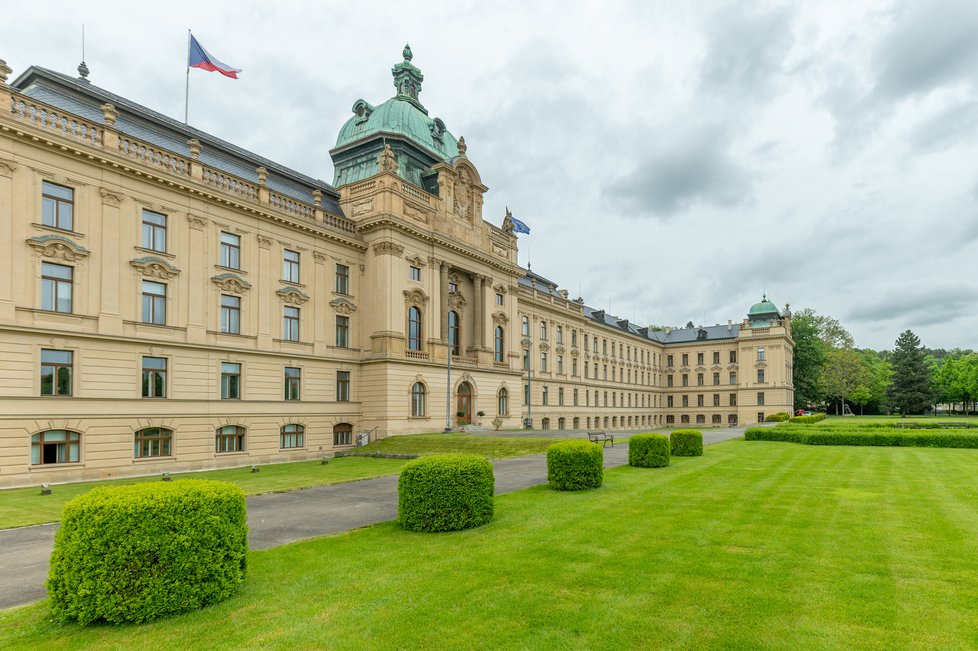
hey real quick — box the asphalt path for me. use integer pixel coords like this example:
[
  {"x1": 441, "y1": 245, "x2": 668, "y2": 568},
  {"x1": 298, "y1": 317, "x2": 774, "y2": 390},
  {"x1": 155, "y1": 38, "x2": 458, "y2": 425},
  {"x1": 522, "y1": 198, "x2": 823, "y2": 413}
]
[{"x1": 0, "y1": 427, "x2": 746, "y2": 609}]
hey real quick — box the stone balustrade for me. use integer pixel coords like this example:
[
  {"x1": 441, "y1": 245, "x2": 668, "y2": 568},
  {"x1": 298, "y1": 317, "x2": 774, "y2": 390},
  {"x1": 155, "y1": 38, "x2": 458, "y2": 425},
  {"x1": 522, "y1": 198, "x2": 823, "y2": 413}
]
[
  {"x1": 269, "y1": 191, "x2": 315, "y2": 221},
  {"x1": 202, "y1": 166, "x2": 259, "y2": 201},
  {"x1": 118, "y1": 136, "x2": 189, "y2": 176},
  {"x1": 8, "y1": 96, "x2": 101, "y2": 146}
]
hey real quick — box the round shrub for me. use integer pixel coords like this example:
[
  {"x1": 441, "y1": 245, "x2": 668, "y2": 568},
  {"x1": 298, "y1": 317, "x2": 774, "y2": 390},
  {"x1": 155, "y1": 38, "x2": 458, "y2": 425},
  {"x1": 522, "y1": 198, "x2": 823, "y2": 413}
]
[
  {"x1": 48, "y1": 479, "x2": 247, "y2": 625},
  {"x1": 628, "y1": 433, "x2": 670, "y2": 468},
  {"x1": 547, "y1": 440, "x2": 603, "y2": 490},
  {"x1": 670, "y1": 429, "x2": 704, "y2": 457},
  {"x1": 398, "y1": 453, "x2": 494, "y2": 532},
  {"x1": 765, "y1": 412, "x2": 791, "y2": 422}
]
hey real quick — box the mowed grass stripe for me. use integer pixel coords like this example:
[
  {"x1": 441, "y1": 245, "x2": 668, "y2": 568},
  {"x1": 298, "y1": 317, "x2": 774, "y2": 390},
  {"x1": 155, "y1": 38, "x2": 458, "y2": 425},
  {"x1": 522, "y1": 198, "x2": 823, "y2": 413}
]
[{"x1": 4, "y1": 440, "x2": 978, "y2": 649}]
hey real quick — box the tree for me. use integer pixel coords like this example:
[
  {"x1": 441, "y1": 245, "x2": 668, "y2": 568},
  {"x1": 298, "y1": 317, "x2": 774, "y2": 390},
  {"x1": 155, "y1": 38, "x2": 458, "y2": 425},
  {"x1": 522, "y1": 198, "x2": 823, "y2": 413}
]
[
  {"x1": 791, "y1": 311, "x2": 827, "y2": 409},
  {"x1": 819, "y1": 348, "x2": 871, "y2": 415},
  {"x1": 859, "y1": 349, "x2": 893, "y2": 414},
  {"x1": 887, "y1": 330, "x2": 935, "y2": 416}
]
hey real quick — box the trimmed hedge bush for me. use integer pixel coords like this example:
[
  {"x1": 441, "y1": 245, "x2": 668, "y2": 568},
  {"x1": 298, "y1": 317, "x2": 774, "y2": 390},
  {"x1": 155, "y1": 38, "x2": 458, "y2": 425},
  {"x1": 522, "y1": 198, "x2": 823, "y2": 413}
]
[
  {"x1": 745, "y1": 426, "x2": 978, "y2": 448},
  {"x1": 670, "y1": 429, "x2": 704, "y2": 457},
  {"x1": 765, "y1": 412, "x2": 791, "y2": 422},
  {"x1": 628, "y1": 433, "x2": 670, "y2": 468},
  {"x1": 48, "y1": 479, "x2": 247, "y2": 625},
  {"x1": 789, "y1": 413, "x2": 827, "y2": 424},
  {"x1": 547, "y1": 441, "x2": 603, "y2": 490},
  {"x1": 398, "y1": 453, "x2": 494, "y2": 532}
]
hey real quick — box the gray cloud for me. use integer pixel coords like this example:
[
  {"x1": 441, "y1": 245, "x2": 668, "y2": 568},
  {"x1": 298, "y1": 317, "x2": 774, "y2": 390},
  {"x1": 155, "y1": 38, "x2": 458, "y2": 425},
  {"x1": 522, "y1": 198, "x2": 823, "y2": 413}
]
[
  {"x1": 606, "y1": 122, "x2": 751, "y2": 218},
  {"x1": 909, "y1": 100, "x2": 978, "y2": 154},
  {"x1": 847, "y1": 284, "x2": 978, "y2": 324}
]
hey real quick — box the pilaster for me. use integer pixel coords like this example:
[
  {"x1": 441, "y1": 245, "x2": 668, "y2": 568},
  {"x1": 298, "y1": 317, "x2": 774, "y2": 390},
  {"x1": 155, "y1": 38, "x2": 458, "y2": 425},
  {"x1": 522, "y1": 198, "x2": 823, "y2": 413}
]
[
  {"x1": 0, "y1": 159, "x2": 15, "y2": 321},
  {"x1": 186, "y1": 214, "x2": 208, "y2": 342},
  {"x1": 97, "y1": 188, "x2": 124, "y2": 334}
]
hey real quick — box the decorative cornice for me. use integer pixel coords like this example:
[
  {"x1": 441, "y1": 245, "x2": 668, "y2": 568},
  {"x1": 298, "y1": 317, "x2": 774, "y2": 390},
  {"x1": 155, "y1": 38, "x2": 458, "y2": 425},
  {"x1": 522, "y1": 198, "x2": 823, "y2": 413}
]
[
  {"x1": 405, "y1": 254, "x2": 426, "y2": 267},
  {"x1": 330, "y1": 297, "x2": 357, "y2": 315},
  {"x1": 187, "y1": 214, "x2": 208, "y2": 230},
  {"x1": 129, "y1": 256, "x2": 181, "y2": 280},
  {"x1": 403, "y1": 288, "x2": 429, "y2": 307},
  {"x1": 27, "y1": 235, "x2": 90, "y2": 261},
  {"x1": 211, "y1": 273, "x2": 252, "y2": 293},
  {"x1": 276, "y1": 286, "x2": 310, "y2": 305},
  {"x1": 99, "y1": 187, "x2": 125, "y2": 206},
  {"x1": 373, "y1": 240, "x2": 404, "y2": 257}
]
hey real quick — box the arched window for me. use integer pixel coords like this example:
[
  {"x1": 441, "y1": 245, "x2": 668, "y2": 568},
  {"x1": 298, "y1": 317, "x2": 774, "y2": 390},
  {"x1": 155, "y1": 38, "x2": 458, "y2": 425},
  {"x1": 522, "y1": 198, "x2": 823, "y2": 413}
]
[
  {"x1": 333, "y1": 423, "x2": 353, "y2": 446},
  {"x1": 31, "y1": 430, "x2": 80, "y2": 465},
  {"x1": 134, "y1": 427, "x2": 172, "y2": 458},
  {"x1": 494, "y1": 326, "x2": 505, "y2": 363},
  {"x1": 411, "y1": 382, "x2": 426, "y2": 417},
  {"x1": 215, "y1": 425, "x2": 245, "y2": 453},
  {"x1": 448, "y1": 311, "x2": 460, "y2": 356},
  {"x1": 281, "y1": 424, "x2": 304, "y2": 449},
  {"x1": 407, "y1": 306, "x2": 422, "y2": 351},
  {"x1": 497, "y1": 387, "x2": 509, "y2": 415}
]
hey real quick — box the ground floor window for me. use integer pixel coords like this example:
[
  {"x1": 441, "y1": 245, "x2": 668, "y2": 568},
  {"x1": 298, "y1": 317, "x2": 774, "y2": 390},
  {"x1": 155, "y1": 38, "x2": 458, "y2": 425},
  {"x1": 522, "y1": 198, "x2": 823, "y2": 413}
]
[
  {"x1": 281, "y1": 424, "x2": 304, "y2": 449},
  {"x1": 541, "y1": 418, "x2": 550, "y2": 430},
  {"x1": 31, "y1": 430, "x2": 80, "y2": 465},
  {"x1": 666, "y1": 415, "x2": 675, "y2": 425},
  {"x1": 696, "y1": 414, "x2": 706, "y2": 424},
  {"x1": 558, "y1": 417, "x2": 565, "y2": 430},
  {"x1": 216, "y1": 425, "x2": 245, "y2": 453},
  {"x1": 712, "y1": 414, "x2": 722, "y2": 424},
  {"x1": 681, "y1": 415, "x2": 690, "y2": 424},
  {"x1": 573, "y1": 417, "x2": 580, "y2": 429},
  {"x1": 334, "y1": 423, "x2": 353, "y2": 446},
  {"x1": 134, "y1": 427, "x2": 172, "y2": 458}
]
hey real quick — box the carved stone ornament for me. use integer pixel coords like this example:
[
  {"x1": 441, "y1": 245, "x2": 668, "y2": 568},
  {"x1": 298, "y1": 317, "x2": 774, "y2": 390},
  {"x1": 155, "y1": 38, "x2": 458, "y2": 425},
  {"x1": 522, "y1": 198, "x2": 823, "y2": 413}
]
[
  {"x1": 276, "y1": 286, "x2": 310, "y2": 305},
  {"x1": 257, "y1": 235, "x2": 273, "y2": 249},
  {"x1": 373, "y1": 241, "x2": 404, "y2": 257},
  {"x1": 187, "y1": 214, "x2": 208, "y2": 230},
  {"x1": 448, "y1": 292, "x2": 466, "y2": 312},
  {"x1": 352, "y1": 199, "x2": 374, "y2": 217},
  {"x1": 211, "y1": 273, "x2": 252, "y2": 293},
  {"x1": 405, "y1": 254, "x2": 426, "y2": 268},
  {"x1": 0, "y1": 157, "x2": 17, "y2": 176},
  {"x1": 130, "y1": 256, "x2": 181, "y2": 280},
  {"x1": 404, "y1": 204, "x2": 428, "y2": 222},
  {"x1": 403, "y1": 288, "x2": 429, "y2": 307},
  {"x1": 501, "y1": 206, "x2": 514, "y2": 234},
  {"x1": 570, "y1": 348, "x2": 579, "y2": 357},
  {"x1": 313, "y1": 252, "x2": 327, "y2": 264},
  {"x1": 378, "y1": 144, "x2": 398, "y2": 173},
  {"x1": 555, "y1": 344, "x2": 565, "y2": 355},
  {"x1": 453, "y1": 169, "x2": 471, "y2": 219},
  {"x1": 493, "y1": 284, "x2": 507, "y2": 295},
  {"x1": 492, "y1": 312, "x2": 509, "y2": 326},
  {"x1": 521, "y1": 337, "x2": 532, "y2": 349},
  {"x1": 457, "y1": 136, "x2": 467, "y2": 157},
  {"x1": 539, "y1": 341, "x2": 550, "y2": 352},
  {"x1": 330, "y1": 297, "x2": 358, "y2": 315},
  {"x1": 0, "y1": 59, "x2": 12, "y2": 84},
  {"x1": 27, "y1": 235, "x2": 90, "y2": 262},
  {"x1": 99, "y1": 187, "x2": 124, "y2": 206}
]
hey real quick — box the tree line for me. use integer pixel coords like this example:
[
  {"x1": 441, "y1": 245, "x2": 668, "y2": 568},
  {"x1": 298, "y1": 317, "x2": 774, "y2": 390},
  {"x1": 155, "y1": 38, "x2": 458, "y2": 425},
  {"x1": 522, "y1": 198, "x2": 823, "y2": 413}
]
[{"x1": 792, "y1": 309, "x2": 973, "y2": 416}]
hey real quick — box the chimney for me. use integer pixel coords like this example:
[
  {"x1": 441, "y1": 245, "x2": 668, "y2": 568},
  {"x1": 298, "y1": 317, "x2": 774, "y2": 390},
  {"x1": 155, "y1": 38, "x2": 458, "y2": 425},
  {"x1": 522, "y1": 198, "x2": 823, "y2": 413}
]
[
  {"x1": 727, "y1": 320, "x2": 732, "y2": 332},
  {"x1": 664, "y1": 326, "x2": 671, "y2": 335}
]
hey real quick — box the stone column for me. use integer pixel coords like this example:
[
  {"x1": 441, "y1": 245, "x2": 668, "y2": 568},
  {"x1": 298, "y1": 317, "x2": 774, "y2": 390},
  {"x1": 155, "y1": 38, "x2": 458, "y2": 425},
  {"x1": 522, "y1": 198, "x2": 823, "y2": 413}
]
[{"x1": 471, "y1": 274, "x2": 484, "y2": 350}]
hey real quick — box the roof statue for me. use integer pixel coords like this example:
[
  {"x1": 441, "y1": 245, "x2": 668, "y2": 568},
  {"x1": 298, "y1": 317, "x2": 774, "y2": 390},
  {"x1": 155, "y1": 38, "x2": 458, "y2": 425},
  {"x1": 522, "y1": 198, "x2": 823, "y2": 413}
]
[
  {"x1": 457, "y1": 136, "x2": 467, "y2": 156},
  {"x1": 502, "y1": 206, "x2": 514, "y2": 234},
  {"x1": 378, "y1": 143, "x2": 398, "y2": 173}
]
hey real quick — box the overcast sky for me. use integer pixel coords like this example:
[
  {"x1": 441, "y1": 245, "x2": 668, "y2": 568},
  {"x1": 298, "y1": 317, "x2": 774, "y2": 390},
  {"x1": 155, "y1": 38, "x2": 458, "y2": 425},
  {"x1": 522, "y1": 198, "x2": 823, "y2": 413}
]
[{"x1": 4, "y1": 0, "x2": 977, "y2": 350}]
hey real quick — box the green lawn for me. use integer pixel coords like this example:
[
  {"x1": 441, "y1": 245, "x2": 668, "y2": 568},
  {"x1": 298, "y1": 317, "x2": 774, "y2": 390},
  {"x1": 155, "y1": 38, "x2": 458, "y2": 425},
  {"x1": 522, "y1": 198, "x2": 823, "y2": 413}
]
[
  {"x1": 360, "y1": 432, "x2": 563, "y2": 458},
  {"x1": 5, "y1": 440, "x2": 978, "y2": 649},
  {"x1": 0, "y1": 457, "x2": 409, "y2": 530}
]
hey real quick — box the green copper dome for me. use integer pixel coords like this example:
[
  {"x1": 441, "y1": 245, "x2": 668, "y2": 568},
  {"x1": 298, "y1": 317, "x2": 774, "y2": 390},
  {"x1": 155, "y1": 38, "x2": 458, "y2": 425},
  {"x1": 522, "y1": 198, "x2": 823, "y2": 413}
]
[
  {"x1": 331, "y1": 45, "x2": 461, "y2": 189},
  {"x1": 748, "y1": 295, "x2": 780, "y2": 316}
]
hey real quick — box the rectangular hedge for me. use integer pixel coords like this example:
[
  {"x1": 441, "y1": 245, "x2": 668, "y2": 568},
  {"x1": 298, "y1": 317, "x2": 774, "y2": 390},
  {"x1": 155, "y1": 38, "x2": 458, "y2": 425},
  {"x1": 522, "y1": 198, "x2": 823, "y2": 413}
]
[
  {"x1": 788, "y1": 413, "x2": 827, "y2": 424},
  {"x1": 744, "y1": 426, "x2": 978, "y2": 449}
]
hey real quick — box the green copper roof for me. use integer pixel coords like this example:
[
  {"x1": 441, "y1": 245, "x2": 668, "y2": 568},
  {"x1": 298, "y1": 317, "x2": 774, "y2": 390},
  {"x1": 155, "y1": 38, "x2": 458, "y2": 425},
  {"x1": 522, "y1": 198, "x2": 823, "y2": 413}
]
[
  {"x1": 333, "y1": 45, "x2": 460, "y2": 161},
  {"x1": 748, "y1": 295, "x2": 780, "y2": 316}
]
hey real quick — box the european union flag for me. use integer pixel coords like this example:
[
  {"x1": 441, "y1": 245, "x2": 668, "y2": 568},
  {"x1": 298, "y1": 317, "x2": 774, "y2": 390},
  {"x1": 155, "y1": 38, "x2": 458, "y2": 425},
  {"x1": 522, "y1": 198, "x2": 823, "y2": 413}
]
[{"x1": 511, "y1": 217, "x2": 531, "y2": 234}]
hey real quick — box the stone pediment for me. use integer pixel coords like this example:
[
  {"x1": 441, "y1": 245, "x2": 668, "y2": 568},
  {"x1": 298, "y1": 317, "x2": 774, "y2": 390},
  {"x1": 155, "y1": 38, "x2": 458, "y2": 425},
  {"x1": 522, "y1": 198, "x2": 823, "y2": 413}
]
[
  {"x1": 130, "y1": 256, "x2": 181, "y2": 280},
  {"x1": 403, "y1": 288, "x2": 429, "y2": 307},
  {"x1": 330, "y1": 297, "x2": 358, "y2": 315},
  {"x1": 27, "y1": 235, "x2": 90, "y2": 262},
  {"x1": 695, "y1": 365, "x2": 706, "y2": 372},
  {"x1": 711, "y1": 364, "x2": 723, "y2": 371},
  {"x1": 211, "y1": 273, "x2": 251, "y2": 293},
  {"x1": 277, "y1": 286, "x2": 310, "y2": 305},
  {"x1": 492, "y1": 311, "x2": 508, "y2": 326}
]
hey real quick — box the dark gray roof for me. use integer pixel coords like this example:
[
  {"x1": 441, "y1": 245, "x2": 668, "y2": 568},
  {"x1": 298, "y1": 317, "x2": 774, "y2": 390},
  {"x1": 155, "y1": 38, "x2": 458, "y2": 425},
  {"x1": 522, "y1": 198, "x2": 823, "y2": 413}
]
[
  {"x1": 11, "y1": 66, "x2": 344, "y2": 216},
  {"x1": 520, "y1": 269, "x2": 741, "y2": 345}
]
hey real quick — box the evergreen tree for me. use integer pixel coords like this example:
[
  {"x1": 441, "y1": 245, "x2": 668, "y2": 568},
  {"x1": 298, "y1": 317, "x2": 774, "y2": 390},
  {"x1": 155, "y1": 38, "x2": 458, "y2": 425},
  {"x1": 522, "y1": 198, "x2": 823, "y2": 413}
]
[{"x1": 887, "y1": 330, "x2": 935, "y2": 416}]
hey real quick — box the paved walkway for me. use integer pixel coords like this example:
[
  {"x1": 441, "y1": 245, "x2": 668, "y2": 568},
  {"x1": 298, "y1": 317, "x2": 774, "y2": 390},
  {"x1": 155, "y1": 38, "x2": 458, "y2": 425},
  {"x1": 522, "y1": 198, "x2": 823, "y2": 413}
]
[{"x1": 0, "y1": 427, "x2": 745, "y2": 609}]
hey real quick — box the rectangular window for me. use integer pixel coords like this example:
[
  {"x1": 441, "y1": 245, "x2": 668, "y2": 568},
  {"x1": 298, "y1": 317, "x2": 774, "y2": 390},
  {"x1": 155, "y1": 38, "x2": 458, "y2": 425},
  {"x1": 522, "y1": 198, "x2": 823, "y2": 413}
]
[
  {"x1": 285, "y1": 366, "x2": 301, "y2": 401},
  {"x1": 730, "y1": 371, "x2": 737, "y2": 384},
  {"x1": 682, "y1": 353, "x2": 689, "y2": 366},
  {"x1": 336, "y1": 315, "x2": 350, "y2": 348},
  {"x1": 141, "y1": 356, "x2": 167, "y2": 398},
  {"x1": 523, "y1": 349, "x2": 530, "y2": 371},
  {"x1": 603, "y1": 339, "x2": 607, "y2": 354},
  {"x1": 283, "y1": 249, "x2": 300, "y2": 283},
  {"x1": 541, "y1": 351, "x2": 548, "y2": 372},
  {"x1": 220, "y1": 232, "x2": 241, "y2": 269},
  {"x1": 697, "y1": 394, "x2": 704, "y2": 407},
  {"x1": 141, "y1": 210, "x2": 167, "y2": 252},
  {"x1": 556, "y1": 326, "x2": 563, "y2": 344},
  {"x1": 682, "y1": 374, "x2": 689, "y2": 387},
  {"x1": 682, "y1": 395, "x2": 689, "y2": 407},
  {"x1": 573, "y1": 388, "x2": 579, "y2": 406},
  {"x1": 495, "y1": 293, "x2": 503, "y2": 305},
  {"x1": 540, "y1": 322, "x2": 547, "y2": 340},
  {"x1": 713, "y1": 351, "x2": 720, "y2": 365},
  {"x1": 713, "y1": 393, "x2": 721, "y2": 407},
  {"x1": 757, "y1": 347, "x2": 766, "y2": 361},
  {"x1": 524, "y1": 383, "x2": 530, "y2": 405},
  {"x1": 335, "y1": 264, "x2": 349, "y2": 294},
  {"x1": 41, "y1": 181, "x2": 74, "y2": 231},
  {"x1": 571, "y1": 330, "x2": 577, "y2": 347},
  {"x1": 336, "y1": 370, "x2": 350, "y2": 402},
  {"x1": 757, "y1": 392, "x2": 765, "y2": 406},
  {"x1": 757, "y1": 369, "x2": 765, "y2": 383},
  {"x1": 40, "y1": 349, "x2": 72, "y2": 396},
  {"x1": 221, "y1": 362, "x2": 241, "y2": 399},
  {"x1": 572, "y1": 358, "x2": 578, "y2": 376},
  {"x1": 697, "y1": 353, "x2": 704, "y2": 365},
  {"x1": 667, "y1": 374, "x2": 674, "y2": 387},
  {"x1": 220, "y1": 294, "x2": 241, "y2": 334},
  {"x1": 283, "y1": 306, "x2": 300, "y2": 341},
  {"x1": 667, "y1": 395, "x2": 674, "y2": 408},
  {"x1": 409, "y1": 265, "x2": 421, "y2": 281},
  {"x1": 697, "y1": 373, "x2": 704, "y2": 386},
  {"x1": 713, "y1": 372, "x2": 720, "y2": 385},
  {"x1": 558, "y1": 387, "x2": 564, "y2": 406},
  {"x1": 667, "y1": 354, "x2": 674, "y2": 367},
  {"x1": 730, "y1": 393, "x2": 738, "y2": 406},
  {"x1": 557, "y1": 355, "x2": 564, "y2": 374},
  {"x1": 141, "y1": 280, "x2": 166, "y2": 325},
  {"x1": 41, "y1": 262, "x2": 73, "y2": 313},
  {"x1": 542, "y1": 386, "x2": 549, "y2": 405},
  {"x1": 521, "y1": 315, "x2": 529, "y2": 337},
  {"x1": 449, "y1": 281, "x2": 458, "y2": 293},
  {"x1": 730, "y1": 351, "x2": 737, "y2": 364}
]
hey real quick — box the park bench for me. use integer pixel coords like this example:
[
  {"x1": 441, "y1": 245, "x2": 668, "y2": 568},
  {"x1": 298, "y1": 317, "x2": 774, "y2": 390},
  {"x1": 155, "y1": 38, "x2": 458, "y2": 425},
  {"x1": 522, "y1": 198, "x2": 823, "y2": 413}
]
[{"x1": 587, "y1": 431, "x2": 614, "y2": 447}]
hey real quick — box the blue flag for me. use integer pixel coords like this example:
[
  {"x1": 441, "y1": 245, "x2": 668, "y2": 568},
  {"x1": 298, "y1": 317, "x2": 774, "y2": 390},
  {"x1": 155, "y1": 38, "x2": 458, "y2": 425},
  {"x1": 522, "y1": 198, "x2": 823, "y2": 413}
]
[{"x1": 511, "y1": 217, "x2": 531, "y2": 234}]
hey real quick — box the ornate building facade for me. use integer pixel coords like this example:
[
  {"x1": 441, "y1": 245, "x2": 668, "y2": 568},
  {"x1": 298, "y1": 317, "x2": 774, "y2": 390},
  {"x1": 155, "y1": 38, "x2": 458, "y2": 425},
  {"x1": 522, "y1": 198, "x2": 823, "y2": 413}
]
[{"x1": 0, "y1": 48, "x2": 793, "y2": 487}]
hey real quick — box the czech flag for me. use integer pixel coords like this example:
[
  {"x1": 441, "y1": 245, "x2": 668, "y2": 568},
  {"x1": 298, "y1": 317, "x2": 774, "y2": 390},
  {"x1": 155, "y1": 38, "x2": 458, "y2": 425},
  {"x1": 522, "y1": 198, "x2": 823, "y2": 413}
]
[{"x1": 189, "y1": 35, "x2": 241, "y2": 79}]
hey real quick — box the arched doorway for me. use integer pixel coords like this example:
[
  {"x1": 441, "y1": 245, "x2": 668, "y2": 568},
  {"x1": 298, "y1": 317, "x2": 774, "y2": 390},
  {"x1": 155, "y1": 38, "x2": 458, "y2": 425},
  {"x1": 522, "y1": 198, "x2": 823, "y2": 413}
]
[{"x1": 456, "y1": 382, "x2": 472, "y2": 424}]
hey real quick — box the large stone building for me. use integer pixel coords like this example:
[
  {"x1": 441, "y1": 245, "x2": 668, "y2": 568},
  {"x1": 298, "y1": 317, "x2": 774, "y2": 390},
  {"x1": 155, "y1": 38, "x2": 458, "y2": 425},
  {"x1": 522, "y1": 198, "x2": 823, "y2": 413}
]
[{"x1": 0, "y1": 48, "x2": 793, "y2": 487}]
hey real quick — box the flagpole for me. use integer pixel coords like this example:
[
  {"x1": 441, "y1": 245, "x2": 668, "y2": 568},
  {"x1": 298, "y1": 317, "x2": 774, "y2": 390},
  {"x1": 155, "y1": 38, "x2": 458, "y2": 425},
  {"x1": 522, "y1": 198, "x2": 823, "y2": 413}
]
[{"x1": 184, "y1": 29, "x2": 191, "y2": 124}]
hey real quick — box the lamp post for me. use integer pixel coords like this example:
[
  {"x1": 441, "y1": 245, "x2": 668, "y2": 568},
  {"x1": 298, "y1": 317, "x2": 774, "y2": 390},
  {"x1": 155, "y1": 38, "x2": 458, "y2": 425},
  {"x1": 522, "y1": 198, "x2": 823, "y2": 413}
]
[{"x1": 444, "y1": 346, "x2": 453, "y2": 432}]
